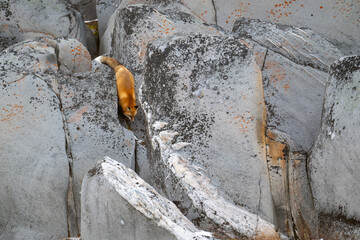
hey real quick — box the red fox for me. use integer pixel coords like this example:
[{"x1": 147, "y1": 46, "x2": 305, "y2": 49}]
[{"x1": 95, "y1": 56, "x2": 138, "y2": 121}]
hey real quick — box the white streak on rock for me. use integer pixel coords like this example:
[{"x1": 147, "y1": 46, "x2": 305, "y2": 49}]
[
  {"x1": 153, "y1": 121, "x2": 168, "y2": 130},
  {"x1": 172, "y1": 142, "x2": 192, "y2": 151}
]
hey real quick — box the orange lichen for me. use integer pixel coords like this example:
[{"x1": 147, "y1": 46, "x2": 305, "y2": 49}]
[
  {"x1": 264, "y1": 59, "x2": 290, "y2": 92},
  {"x1": 225, "y1": 2, "x2": 253, "y2": 24},
  {"x1": 68, "y1": 106, "x2": 90, "y2": 123}
]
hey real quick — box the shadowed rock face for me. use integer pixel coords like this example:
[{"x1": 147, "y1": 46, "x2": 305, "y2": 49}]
[
  {"x1": 309, "y1": 56, "x2": 360, "y2": 239},
  {"x1": 141, "y1": 32, "x2": 275, "y2": 223}
]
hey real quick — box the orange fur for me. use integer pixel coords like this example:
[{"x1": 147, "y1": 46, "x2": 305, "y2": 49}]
[{"x1": 97, "y1": 56, "x2": 138, "y2": 121}]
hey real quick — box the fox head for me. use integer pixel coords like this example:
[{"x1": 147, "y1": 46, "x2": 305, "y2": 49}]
[{"x1": 123, "y1": 105, "x2": 138, "y2": 122}]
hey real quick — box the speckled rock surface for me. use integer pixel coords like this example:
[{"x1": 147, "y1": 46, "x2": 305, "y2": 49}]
[
  {"x1": 145, "y1": 132, "x2": 289, "y2": 239},
  {"x1": 81, "y1": 157, "x2": 214, "y2": 240},
  {"x1": 213, "y1": 0, "x2": 359, "y2": 55},
  {"x1": 96, "y1": 0, "x2": 119, "y2": 39},
  {"x1": 309, "y1": 55, "x2": 360, "y2": 238},
  {"x1": 141, "y1": 33, "x2": 275, "y2": 223},
  {"x1": 109, "y1": 4, "x2": 224, "y2": 74},
  {"x1": 0, "y1": 0, "x2": 87, "y2": 52},
  {"x1": 0, "y1": 45, "x2": 68, "y2": 239},
  {"x1": 233, "y1": 18, "x2": 342, "y2": 71},
  {"x1": 0, "y1": 37, "x2": 138, "y2": 238},
  {"x1": 233, "y1": 19, "x2": 341, "y2": 151},
  {"x1": 57, "y1": 38, "x2": 92, "y2": 74},
  {"x1": 58, "y1": 60, "x2": 137, "y2": 230}
]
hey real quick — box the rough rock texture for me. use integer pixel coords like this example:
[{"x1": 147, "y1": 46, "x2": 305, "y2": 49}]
[
  {"x1": 96, "y1": 0, "x2": 120, "y2": 38},
  {"x1": 0, "y1": 37, "x2": 138, "y2": 238},
  {"x1": 0, "y1": 41, "x2": 68, "y2": 239},
  {"x1": 288, "y1": 151, "x2": 318, "y2": 240},
  {"x1": 144, "y1": 132, "x2": 288, "y2": 239},
  {"x1": 141, "y1": 33, "x2": 275, "y2": 223},
  {"x1": 0, "y1": 0, "x2": 88, "y2": 52},
  {"x1": 81, "y1": 157, "x2": 214, "y2": 240},
  {"x1": 70, "y1": 0, "x2": 96, "y2": 20},
  {"x1": 233, "y1": 19, "x2": 341, "y2": 151},
  {"x1": 233, "y1": 18, "x2": 341, "y2": 71},
  {"x1": 309, "y1": 56, "x2": 360, "y2": 238},
  {"x1": 57, "y1": 38, "x2": 92, "y2": 74},
  {"x1": 265, "y1": 130, "x2": 293, "y2": 236},
  {"x1": 58, "y1": 62, "x2": 137, "y2": 230},
  {"x1": 213, "y1": 0, "x2": 359, "y2": 55},
  {"x1": 109, "y1": 4, "x2": 223, "y2": 73}
]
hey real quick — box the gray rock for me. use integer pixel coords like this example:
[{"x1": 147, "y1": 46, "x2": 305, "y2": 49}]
[
  {"x1": 57, "y1": 38, "x2": 92, "y2": 74},
  {"x1": 144, "y1": 132, "x2": 288, "y2": 239},
  {"x1": 262, "y1": 48, "x2": 327, "y2": 151},
  {"x1": 96, "y1": 0, "x2": 120, "y2": 38},
  {"x1": 81, "y1": 157, "x2": 214, "y2": 240},
  {"x1": 58, "y1": 62, "x2": 136, "y2": 230},
  {"x1": 233, "y1": 18, "x2": 342, "y2": 72},
  {"x1": 141, "y1": 33, "x2": 275, "y2": 223},
  {"x1": 0, "y1": 68, "x2": 68, "y2": 239},
  {"x1": 233, "y1": 19, "x2": 340, "y2": 151},
  {"x1": 0, "y1": 37, "x2": 137, "y2": 238},
  {"x1": 213, "y1": 0, "x2": 359, "y2": 55},
  {"x1": 265, "y1": 129, "x2": 294, "y2": 236},
  {"x1": 309, "y1": 56, "x2": 360, "y2": 231},
  {"x1": 109, "y1": 4, "x2": 224, "y2": 73},
  {"x1": 0, "y1": 0, "x2": 88, "y2": 52},
  {"x1": 289, "y1": 151, "x2": 318, "y2": 240},
  {"x1": 70, "y1": 0, "x2": 97, "y2": 20}
]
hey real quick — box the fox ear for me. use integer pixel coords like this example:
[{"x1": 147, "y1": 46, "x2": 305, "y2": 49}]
[{"x1": 134, "y1": 105, "x2": 139, "y2": 109}]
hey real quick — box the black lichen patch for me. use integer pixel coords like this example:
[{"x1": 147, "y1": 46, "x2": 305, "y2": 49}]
[
  {"x1": 143, "y1": 33, "x2": 249, "y2": 149},
  {"x1": 330, "y1": 56, "x2": 360, "y2": 87},
  {"x1": 120, "y1": 5, "x2": 156, "y2": 36}
]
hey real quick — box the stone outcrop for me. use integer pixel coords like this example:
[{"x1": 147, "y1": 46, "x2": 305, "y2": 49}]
[
  {"x1": 0, "y1": 0, "x2": 88, "y2": 52},
  {"x1": 0, "y1": 37, "x2": 137, "y2": 239},
  {"x1": 58, "y1": 62, "x2": 137, "y2": 230},
  {"x1": 212, "y1": 0, "x2": 359, "y2": 55},
  {"x1": 233, "y1": 18, "x2": 341, "y2": 151},
  {"x1": 0, "y1": 39, "x2": 69, "y2": 239},
  {"x1": 108, "y1": 4, "x2": 223, "y2": 73},
  {"x1": 309, "y1": 56, "x2": 360, "y2": 239},
  {"x1": 81, "y1": 157, "x2": 214, "y2": 240},
  {"x1": 141, "y1": 33, "x2": 275, "y2": 223},
  {"x1": 1, "y1": 0, "x2": 359, "y2": 239}
]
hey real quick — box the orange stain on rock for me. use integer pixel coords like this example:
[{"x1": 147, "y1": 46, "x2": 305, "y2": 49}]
[{"x1": 68, "y1": 106, "x2": 90, "y2": 123}]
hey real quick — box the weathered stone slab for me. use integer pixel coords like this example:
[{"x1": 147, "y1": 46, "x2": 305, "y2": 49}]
[
  {"x1": 309, "y1": 56, "x2": 360, "y2": 226},
  {"x1": 213, "y1": 0, "x2": 358, "y2": 55},
  {"x1": 96, "y1": 0, "x2": 119, "y2": 38},
  {"x1": 262, "y1": 49, "x2": 327, "y2": 151},
  {"x1": 233, "y1": 20, "x2": 339, "y2": 151},
  {"x1": 145, "y1": 129, "x2": 288, "y2": 239},
  {"x1": 141, "y1": 33, "x2": 275, "y2": 223},
  {"x1": 233, "y1": 18, "x2": 342, "y2": 71},
  {"x1": 0, "y1": 71, "x2": 68, "y2": 239},
  {"x1": 0, "y1": 0, "x2": 87, "y2": 52},
  {"x1": 81, "y1": 157, "x2": 214, "y2": 240},
  {"x1": 265, "y1": 129, "x2": 293, "y2": 236},
  {"x1": 59, "y1": 62, "x2": 136, "y2": 229},
  {"x1": 289, "y1": 151, "x2": 318, "y2": 240},
  {"x1": 57, "y1": 38, "x2": 92, "y2": 74},
  {"x1": 109, "y1": 4, "x2": 223, "y2": 73}
]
